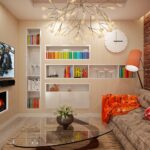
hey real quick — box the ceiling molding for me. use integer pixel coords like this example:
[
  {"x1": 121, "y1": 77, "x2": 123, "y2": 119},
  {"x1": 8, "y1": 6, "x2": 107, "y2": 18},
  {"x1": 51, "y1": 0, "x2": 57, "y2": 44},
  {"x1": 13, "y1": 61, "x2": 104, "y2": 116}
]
[{"x1": 32, "y1": 0, "x2": 127, "y2": 4}]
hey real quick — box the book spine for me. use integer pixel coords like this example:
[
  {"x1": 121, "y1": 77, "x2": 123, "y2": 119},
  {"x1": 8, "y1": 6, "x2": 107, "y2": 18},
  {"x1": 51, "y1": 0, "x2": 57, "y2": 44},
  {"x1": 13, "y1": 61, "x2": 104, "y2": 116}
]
[
  {"x1": 33, "y1": 35, "x2": 36, "y2": 45},
  {"x1": 27, "y1": 35, "x2": 30, "y2": 45},
  {"x1": 33, "y1": 98, "x2": 35, "y2": 108},
  {"x1": 55, "y1": 52, "x2": 58, "y2": 59},
  {"x1": 46, "y1": 52, "x2": 48, "y2": 59},
  {"x1": 29, "y1": 98, "x2": 33, "y2": 108},
  {"x1": 37, "y1": 98, "x2": 39, "y2": 108},
  {"x1": 36, "y1": 34, "x2": 40, "y2": 45},
  {"x1": 119, "y1": 66, "x2": 122, "y2": 78},
  {"x1": 122, "y1": 66, "x2": 125, "y2": 78},
  {"x1": 69, "y1": 52, "x2": 72, "y2": 59},
  {"x1": 85, "y1": 52, "x2": 89, "y2": 59},
  {"x1": 27, "y1": 98, "x2": 30, "y2": 108},
  {"x1": 125, "y1": 69, "x2": 129, "y2": 78},
  {"x1": 31, "y1": 35, "x2": 33, "y2": 45}
]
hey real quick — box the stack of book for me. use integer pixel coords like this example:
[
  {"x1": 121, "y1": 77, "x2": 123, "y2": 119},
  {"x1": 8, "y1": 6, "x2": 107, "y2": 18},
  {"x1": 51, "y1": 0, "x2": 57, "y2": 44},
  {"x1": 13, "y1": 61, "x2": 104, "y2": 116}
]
[
  {"x1": 27, "y1": 34, "x2": 40, "y2": 45},
  {"x1": 46, "y1": 51, "x2": 72, "y2": 59},
  {"x1": 27, "y1": 98, "x2": 39, "y2": 108},
  {"x1": 46, "y1": 51, "x2": 89, "y2": 59},
  {"x1": 64, "y1": 66, "x2": 73, "y2": 78},
  {"x1": 73, "y1": 51, "x2": 89, "y2": 59},
  {"x1": 119, "y1": 66, "x2": 135, "y2": 78}
]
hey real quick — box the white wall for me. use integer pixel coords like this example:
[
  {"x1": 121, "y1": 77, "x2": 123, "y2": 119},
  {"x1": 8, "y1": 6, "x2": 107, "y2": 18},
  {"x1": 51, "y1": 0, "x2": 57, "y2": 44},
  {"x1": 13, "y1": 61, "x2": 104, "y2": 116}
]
[
  {"x1": 18, "y1": 20, "x2": 143, "y2": 114},
  {"x1": 0, "y1": 3, "x2": 19, "y2": 124}
]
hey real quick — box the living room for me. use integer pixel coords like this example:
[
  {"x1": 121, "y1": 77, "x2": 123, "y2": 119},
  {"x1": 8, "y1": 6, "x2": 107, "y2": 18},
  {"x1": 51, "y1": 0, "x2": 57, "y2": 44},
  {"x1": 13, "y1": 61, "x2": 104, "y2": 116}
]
[{"x1": 0, "y1": 0, "x2": 150, "y2": 150}]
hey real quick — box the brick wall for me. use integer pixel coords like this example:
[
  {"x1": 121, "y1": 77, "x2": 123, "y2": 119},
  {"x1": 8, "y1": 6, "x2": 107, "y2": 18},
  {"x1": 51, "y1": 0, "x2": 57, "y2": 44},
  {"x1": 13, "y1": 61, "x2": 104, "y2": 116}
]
[{"x1": 144, "y1": 12, "x2": 150, "y2": 90}]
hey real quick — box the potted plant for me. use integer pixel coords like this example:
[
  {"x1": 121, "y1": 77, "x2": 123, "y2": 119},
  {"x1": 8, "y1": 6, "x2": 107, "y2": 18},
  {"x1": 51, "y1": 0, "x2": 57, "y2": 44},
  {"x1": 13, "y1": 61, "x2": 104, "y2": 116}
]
[{"x1": 56, "y1": 105, "x2": 74, "y2": 130}]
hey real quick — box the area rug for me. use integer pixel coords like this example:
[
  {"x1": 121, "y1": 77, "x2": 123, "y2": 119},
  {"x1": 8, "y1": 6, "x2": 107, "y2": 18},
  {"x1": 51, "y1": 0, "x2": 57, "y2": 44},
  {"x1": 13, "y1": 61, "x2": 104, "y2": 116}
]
[
  {"x1": 1, "y1": 117, "x2": 123, "y2": 150},
  {"x1": 2, "y1": 132, "x2": 123, "y2": 150}
]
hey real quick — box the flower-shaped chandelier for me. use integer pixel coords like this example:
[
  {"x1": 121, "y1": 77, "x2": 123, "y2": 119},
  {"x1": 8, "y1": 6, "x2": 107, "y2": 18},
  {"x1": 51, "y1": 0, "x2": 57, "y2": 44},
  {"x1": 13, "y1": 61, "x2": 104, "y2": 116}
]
[{"x1": 44, "y1": 0, "x2": 125, "y2": 39}]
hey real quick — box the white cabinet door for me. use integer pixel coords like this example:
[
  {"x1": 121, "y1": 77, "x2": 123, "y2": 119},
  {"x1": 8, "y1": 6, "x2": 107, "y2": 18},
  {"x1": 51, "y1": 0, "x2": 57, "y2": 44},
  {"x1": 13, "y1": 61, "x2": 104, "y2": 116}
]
[
  {"x1": 72, "y1": 92, "x2": 90, "y2": 108},
  {"x1": 45, "y1": 92, "x2": 60, "y2": 108},
  {"x1": 60, "y1": 92, "x2": 73, "y2": 106},
  {"x1": 45, "y1": 92, "x2": 90, "y2": 109}
]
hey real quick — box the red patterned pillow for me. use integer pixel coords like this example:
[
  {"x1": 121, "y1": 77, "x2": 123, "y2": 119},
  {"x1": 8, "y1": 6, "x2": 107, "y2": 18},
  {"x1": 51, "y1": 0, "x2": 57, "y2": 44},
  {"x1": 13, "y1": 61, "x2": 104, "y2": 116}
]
[{"x1": 144, "y1": 107, "x2": 150, "y2": 120}]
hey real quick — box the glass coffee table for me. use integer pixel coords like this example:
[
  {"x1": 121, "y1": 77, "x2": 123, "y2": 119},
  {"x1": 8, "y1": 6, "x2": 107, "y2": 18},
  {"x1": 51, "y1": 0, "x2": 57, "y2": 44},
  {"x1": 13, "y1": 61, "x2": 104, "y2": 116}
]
[{"x1": 11, "y1": 118, "x2": 112, "y2": 150}]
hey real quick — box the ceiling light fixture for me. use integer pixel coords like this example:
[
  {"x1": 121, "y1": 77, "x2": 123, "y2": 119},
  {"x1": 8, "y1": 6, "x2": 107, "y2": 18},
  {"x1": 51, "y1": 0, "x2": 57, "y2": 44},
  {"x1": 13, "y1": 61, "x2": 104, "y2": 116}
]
[{"x1": 43, "y1": 0, "x2": 127, "y2": 39}]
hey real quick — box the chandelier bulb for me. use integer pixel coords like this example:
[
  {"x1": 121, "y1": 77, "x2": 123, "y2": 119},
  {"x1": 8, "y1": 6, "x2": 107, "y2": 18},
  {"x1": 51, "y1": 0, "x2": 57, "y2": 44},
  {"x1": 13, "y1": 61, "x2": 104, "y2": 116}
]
[
  {"x1": 57, "y1": 10, "x2": 63, "y2": 14},
  {"x1": 66, "y1": 13, "x2": 71, "y2": 18},
  {"x1": 60, "y1": 17, "x2": 65, "y2": 21},
  {"x1": 91, "y1": 15, "x2": 96, "y2": 20},
  {"x1": 41, "y1": 6, "x2": 47, "y2": 11},
  {"x1": 70, "y1": 0, "x2": 76, "y2": 4},
  {"x1": 49, "y1": 0, "x2": 52, "y2": 3},
  {"x1": 81, "y1": 19, "x2": 85, "y2": 25}
]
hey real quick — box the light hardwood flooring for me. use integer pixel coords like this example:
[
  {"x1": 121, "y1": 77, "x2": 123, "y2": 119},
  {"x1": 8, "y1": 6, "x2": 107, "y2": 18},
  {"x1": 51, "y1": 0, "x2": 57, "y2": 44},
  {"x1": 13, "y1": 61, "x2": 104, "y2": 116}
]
[{"x1": 0, "y1": 117, "x2": 124, "y2": 150}]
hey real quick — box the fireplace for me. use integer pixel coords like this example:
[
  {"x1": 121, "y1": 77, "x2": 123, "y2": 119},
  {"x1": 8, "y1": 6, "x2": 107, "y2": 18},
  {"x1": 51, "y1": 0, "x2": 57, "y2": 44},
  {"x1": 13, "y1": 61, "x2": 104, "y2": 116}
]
[{"x1": 0, "y1": 91, "x2": 8, "y2": 113}]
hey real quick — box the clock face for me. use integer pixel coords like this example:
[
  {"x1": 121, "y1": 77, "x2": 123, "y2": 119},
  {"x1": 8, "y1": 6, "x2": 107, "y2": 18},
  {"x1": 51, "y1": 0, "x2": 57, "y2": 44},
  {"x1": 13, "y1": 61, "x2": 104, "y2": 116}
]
[{"x1": 104, "y1": 29, "x2": 128, "y2": 53}]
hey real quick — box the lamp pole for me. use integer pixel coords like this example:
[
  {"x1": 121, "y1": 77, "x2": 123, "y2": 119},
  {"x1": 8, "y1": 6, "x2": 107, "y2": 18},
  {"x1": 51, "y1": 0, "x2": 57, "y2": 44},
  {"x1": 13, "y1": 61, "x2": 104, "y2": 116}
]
[{"x1": 137, "y1": 71, "x2": 143, "y2": 88}]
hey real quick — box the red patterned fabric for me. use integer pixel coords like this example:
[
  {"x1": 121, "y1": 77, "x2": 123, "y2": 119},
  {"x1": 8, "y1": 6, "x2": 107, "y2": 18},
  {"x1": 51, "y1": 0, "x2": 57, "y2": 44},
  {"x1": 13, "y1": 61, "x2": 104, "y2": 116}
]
[
  {"x1": 102, "y1": 94, "x2": 140, "y2": 123},
  {"x1": 144, "y1": 107, "x2": 150, "y2": 120}
]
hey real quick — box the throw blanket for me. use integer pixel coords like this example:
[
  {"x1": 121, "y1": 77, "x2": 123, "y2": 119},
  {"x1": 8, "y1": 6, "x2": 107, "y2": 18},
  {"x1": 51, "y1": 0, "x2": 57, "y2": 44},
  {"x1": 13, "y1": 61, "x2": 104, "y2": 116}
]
[{"x1": 102, "y1": 94, "x2": 140, "y2": 123}]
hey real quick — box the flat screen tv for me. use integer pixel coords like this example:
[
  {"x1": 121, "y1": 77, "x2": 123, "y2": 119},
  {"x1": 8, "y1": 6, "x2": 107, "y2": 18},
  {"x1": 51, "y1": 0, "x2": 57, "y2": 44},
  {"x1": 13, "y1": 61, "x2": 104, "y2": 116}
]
[{"x1": 0, "y1": 42, "x2": 15, "y2": 79}]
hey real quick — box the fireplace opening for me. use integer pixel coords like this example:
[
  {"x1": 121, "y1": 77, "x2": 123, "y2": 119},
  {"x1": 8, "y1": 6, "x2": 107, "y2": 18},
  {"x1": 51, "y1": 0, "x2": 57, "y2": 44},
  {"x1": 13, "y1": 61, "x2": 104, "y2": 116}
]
[{"x1": 0, "y1": 91, "x2": 7, "y2": 113}]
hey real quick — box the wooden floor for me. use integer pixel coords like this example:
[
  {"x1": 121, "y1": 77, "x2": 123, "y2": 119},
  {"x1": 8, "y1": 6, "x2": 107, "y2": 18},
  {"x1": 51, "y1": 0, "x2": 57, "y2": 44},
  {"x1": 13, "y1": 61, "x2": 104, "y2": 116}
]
[{"x1": 0, "y1": 117, "x2": 124, "y2": 150}]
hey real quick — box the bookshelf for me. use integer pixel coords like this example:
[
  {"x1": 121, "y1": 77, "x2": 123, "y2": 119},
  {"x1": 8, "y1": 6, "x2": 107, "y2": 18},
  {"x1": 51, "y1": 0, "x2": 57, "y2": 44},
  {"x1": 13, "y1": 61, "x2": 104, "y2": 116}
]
[
  {"x1": 46, "y1": 65, "x2": 88, "y2": 79},
  {"x1": 46, "y1": 64, "x2": 135, "y2": 79},
  {"x1": 45, "y1": 46, "x2": 90, "y2": 60},
  {"x1": 27, "y1": 29, "x2": 40, "y2": 109}
]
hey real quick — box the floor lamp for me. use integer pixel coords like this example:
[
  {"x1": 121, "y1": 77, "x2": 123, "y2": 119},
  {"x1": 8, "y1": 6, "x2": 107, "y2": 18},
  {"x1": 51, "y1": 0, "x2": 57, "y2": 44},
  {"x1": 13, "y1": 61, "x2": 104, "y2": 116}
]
[{"x1": 125, "y1": 49, "x2": 143, "y2": 88}]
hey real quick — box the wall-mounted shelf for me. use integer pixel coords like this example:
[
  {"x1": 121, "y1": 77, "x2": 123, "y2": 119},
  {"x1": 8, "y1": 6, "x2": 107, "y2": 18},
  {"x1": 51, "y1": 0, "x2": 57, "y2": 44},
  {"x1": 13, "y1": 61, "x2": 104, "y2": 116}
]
[
  {"x1": 46, "y1": 65, "x2": 88, "y2": 79},
  {"x1": 46, "y1": 64, "x2": 136, "y2": 79},
  {"x1": 45, "y1": 46, "x2": 90, "y2": 60},
  {"x1": 27, "y1": 28, "x2": 41, "y2": 109},
  {"x1": 89, "y1": 65, "x2": 118, "y2": 78}
]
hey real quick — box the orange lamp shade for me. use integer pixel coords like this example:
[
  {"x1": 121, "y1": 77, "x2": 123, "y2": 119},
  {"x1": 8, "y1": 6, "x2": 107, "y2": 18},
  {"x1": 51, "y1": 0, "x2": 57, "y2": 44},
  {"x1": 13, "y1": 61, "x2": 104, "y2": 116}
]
[{"x1": 125, "y1": 49, "x2": 142, "y2": 72}]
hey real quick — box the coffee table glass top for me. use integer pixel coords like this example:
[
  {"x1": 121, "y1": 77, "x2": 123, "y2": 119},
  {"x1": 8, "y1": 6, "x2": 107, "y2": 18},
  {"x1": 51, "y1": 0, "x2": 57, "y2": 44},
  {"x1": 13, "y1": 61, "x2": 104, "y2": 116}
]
[{"x1": 11, "y1": 117, "x2": 112, "y2": 148}]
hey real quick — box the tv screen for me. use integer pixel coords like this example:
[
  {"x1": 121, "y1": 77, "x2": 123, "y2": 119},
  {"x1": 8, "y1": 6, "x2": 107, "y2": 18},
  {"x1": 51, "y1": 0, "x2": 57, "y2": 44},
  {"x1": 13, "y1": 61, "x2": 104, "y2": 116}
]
[{"x1": 0, "y1": 42, "x2": 15, "y2": 78}]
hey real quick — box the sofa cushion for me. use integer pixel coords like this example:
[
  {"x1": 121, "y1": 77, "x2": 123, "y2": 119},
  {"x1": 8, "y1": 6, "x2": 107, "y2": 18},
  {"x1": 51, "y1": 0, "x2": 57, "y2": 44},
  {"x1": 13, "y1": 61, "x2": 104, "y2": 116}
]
[
  {"x1": 138, "y1": 89, "x2": 150, "y2": 108},
  {"x1": 112, "y1": 108, "x2": 150, "y2": 150},
  {"x1": 138, "y1": 95, "x2": 150, "y2": 108}
]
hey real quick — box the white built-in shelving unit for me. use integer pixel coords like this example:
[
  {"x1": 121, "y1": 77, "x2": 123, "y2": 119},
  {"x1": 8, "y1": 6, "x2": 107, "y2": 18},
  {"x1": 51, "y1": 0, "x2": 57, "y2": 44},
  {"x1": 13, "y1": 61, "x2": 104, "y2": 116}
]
[
  {"x1": 26, "y1": 29, "x2": 40, "y2": 109},
  {"x1": 44, "y1": 45, "x2": 136, "y2": 109}
]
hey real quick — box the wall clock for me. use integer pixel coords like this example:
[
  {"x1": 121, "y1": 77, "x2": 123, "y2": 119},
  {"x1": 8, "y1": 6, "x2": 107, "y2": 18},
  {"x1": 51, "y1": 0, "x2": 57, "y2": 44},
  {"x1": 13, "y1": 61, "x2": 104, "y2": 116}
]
[{"x1": 104, "y1": 29, "x2": 128, "y2": 53}]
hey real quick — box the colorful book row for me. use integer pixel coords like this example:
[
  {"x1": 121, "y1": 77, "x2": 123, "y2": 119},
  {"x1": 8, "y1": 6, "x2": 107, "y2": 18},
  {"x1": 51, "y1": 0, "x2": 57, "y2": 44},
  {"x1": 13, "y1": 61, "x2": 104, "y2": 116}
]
[
  {"x1": 27, "y1": 34, "x2": 40, "y2": 45},
  {"x1": 27, "y1": 98, "x2": 39, "y2": 108},
  {"x1": 119, "y1": 66, "x2": 135, "y2": 78},
  {"x1": 46, "y1": 51, "x2": 89, "y2": 59}
]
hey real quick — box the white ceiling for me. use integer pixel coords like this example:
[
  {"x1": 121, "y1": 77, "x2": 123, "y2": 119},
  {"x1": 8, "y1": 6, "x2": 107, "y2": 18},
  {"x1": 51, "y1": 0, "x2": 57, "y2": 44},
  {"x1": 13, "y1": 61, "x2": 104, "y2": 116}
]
[{"x1": 0, "y1": 0, "x2": 150, "y2": 20}]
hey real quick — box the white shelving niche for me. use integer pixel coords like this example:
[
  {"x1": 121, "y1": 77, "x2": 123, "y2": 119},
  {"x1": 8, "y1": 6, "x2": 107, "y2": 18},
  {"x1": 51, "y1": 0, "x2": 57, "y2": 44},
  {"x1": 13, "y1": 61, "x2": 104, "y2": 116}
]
[
  {"x1": 45, "y1": 64, "x2": 136, "y2": 79},
  {"x1": 27, "y1": 28, "x2": 41, "y2": 109},
  {"x1": 45, "y1": 45, "x2": 90, "y2": 60}
]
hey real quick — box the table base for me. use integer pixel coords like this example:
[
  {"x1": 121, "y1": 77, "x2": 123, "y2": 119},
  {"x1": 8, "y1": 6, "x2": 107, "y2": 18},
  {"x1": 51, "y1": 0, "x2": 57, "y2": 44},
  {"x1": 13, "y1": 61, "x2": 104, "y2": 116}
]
[{"x1": 36, "y1": 138, "x2": 99, "y2": 150}]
